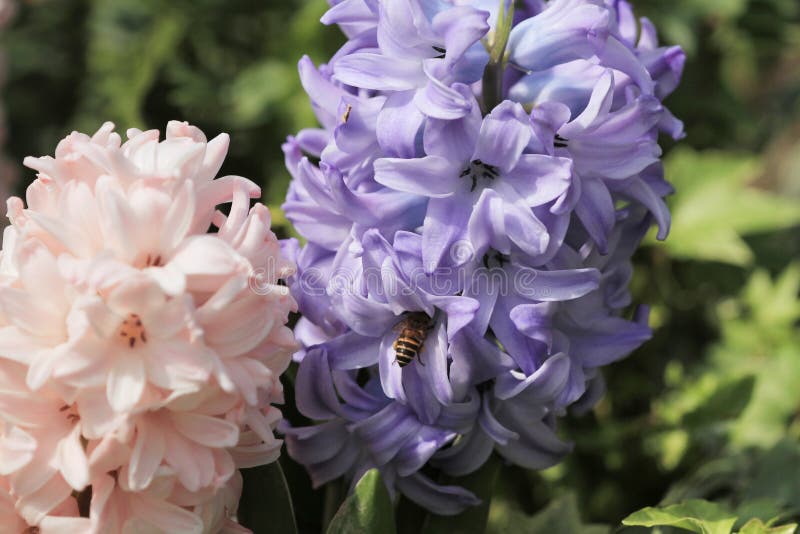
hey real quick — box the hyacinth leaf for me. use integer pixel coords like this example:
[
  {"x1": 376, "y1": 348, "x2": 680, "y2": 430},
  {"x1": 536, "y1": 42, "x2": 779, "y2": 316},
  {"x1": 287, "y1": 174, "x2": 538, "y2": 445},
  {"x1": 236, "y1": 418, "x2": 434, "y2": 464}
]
[
  {"x1": 326, "y1": 469, "x2": 397, "y2": 534},
  {"x1": 488, "y1": 493, "x2": 609, "y2": 534},
  {"x1": 238, "y1": 462, "x2": 298, "y2": 534},
  {"x1": 744, "y1": 441, "x2": 800, "y2": 511},
  {"x1": 423, "y1": 455, "x2": 501, "y2": 534},
  {"x1": 654, "y1": 148, "x2": 800, "y2": 265},
  {"x1": 622, "y1": 499, "x2": 738, "y2": 534},
  {"x1": 738, "y1": 519, "x2": 798, "y2": 534},
  {"x1": 681, "y1": 375, "x2": 756, "y2": 428},
  {"x1": 78, "y1": 0, "x2": 187, "y2": 130}
]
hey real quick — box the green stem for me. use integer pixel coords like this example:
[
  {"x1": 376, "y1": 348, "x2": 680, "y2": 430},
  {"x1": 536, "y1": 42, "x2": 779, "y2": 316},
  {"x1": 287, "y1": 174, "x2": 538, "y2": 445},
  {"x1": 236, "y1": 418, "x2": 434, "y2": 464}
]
[{"x1": 482, "y1": 0, "x2": 515, "y2": 112}]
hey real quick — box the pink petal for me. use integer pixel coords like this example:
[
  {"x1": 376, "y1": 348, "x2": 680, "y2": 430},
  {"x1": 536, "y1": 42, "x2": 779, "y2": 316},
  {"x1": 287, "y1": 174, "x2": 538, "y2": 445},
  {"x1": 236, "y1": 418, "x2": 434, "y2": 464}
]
[
  {"x1": 171, "y1": 412, "x2": 239, "y2": 448},
  {"x1": 107, "y1": 354, "x2": 146, "y2": 412},
  {"x1": 56, "y1": 426, "x2": 89, "y2": 491},
  {"x1": 130, "y1": 493, "x2": 204, "y2": 534},
  {"x1": 15, "y1": 476, "x2": 72, "y2": 526},
  {"x1": 128, "y1": 420, "x2": 166, "y2": 491}
]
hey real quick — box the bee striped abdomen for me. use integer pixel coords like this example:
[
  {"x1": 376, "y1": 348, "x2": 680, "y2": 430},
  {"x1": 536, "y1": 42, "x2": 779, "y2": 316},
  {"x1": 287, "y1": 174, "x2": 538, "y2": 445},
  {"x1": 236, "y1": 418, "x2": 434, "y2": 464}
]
[
  {"x1": 394, "y1": 336, "x2": 423, "y2": 367},
  {"x1": 392, "y1": 312, "x2": 432, "y2": 368}
]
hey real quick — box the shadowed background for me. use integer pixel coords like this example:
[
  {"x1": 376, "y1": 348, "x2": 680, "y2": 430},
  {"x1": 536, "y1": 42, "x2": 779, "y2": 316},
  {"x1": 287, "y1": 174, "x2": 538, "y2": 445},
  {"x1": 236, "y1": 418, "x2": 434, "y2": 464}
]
[{"x1": 2, "y1": 0, "x2": 799, "y2": 532}]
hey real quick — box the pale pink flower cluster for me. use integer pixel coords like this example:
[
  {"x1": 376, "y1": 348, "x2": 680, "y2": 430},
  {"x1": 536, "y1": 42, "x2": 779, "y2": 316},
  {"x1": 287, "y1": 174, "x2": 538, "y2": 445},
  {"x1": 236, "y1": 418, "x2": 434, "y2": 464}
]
[{"x1": 0, "y1": 121, "x2": 297, "y2": 532}]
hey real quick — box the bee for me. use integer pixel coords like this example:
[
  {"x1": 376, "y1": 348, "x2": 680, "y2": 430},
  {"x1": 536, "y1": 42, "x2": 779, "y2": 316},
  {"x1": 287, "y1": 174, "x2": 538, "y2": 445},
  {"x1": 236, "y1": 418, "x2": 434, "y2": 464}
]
[
  {"x1": 341, "y1": 104, "x2": 353, "y2": 124},
  {"x1": 393, "y1": 312, "x2": 433, "y2": 367}
]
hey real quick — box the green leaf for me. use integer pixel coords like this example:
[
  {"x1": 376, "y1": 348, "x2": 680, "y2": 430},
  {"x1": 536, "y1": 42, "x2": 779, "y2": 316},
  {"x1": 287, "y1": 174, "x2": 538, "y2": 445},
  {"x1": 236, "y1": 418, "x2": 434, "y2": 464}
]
[
  {"x1": 654, "y1": 148, "x2": 800, "y2": 265},
  {"x1": 738, "y1": 518, "x2": 798, "y2": 534},
  {"x1": 423, "y1": 455, "x2": 501, "y2": 534},
  {"x1": 489, "y1": 493, "x2": 609, "y2": 534},
  {"x1": 622, "y1": 499, "x2": 738, "y2": 534},
  {"x1": 238, "y1": 462, "x2": 298, "y2": 534},
  {"x1": 327, "y1": 469, "x2": 396, "y2": 534},
  {"x1": 682, "y1": 375, "x2": 756, "y2": 427}
]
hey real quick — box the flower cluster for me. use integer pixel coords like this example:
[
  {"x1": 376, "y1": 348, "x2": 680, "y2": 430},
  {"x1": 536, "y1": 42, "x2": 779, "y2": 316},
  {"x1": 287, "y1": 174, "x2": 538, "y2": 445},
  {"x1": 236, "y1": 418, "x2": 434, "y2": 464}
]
[
  {"x1": 281, "y1": 0, "x2": 684, "y2": 515},
  {"x1": 0, "y1": 122, "x2": 297, "y2": 531}
]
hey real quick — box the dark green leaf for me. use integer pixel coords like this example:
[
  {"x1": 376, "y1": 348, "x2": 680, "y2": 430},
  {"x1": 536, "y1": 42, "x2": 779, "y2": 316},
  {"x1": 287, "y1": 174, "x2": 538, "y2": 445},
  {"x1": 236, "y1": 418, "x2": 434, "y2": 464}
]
[
  {"x1": 326, "y1": 469, "x2": 396, "y2": 534},
  {"x1": 682, "y1": 375, "x2": 756, "y2": 427},
  {"x1": 238, "y1": 462, "x2": 298, "y2": 534}
]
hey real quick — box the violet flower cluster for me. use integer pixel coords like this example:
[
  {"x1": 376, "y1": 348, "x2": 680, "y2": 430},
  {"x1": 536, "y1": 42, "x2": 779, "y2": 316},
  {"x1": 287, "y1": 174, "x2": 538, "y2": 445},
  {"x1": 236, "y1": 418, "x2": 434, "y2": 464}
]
[{"x1": 281, "y1": 0, "x2": 684, "y2": 515}]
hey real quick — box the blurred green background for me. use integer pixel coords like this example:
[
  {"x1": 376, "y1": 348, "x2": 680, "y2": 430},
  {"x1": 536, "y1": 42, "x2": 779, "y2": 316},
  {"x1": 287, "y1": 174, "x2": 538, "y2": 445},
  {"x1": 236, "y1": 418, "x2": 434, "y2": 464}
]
[{"x1": 2, "y1": 0, "x2": 799, "y2": 532}]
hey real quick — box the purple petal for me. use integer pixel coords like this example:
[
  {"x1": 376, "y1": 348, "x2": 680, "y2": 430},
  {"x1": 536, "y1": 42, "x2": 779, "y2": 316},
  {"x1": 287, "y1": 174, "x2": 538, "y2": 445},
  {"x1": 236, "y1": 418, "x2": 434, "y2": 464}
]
[
  {"x1": 396, "y1": 473, "x2": 481, "y2": 516},
  {"x1": 325, "y1": 331, "x2": 382, "y2": 370},
  {"x1": 374, "y1": 156, "x2": 459, "y2": 197},
  {"x1": 376, "y1": 92, "x2": 425, "y2": 159},
  {"x1": 298, "y1": 56, "x2": 343, "y2": 128},
  {"x1": 574, "y1": 177, "x2": 614, "y2": 254},
  {"x1": 414, "y1": 74, "x2": 476, "y2": 120},
  {"x1": 432, "y1": 428, "x2": 494, "y2": 477},
  {"x1": 350, "y1": 402, "x2": 421, "y2": 465},
  {"x1": 321, "y1": 0, "x2": 378, "y2": 27},
  {"x1": 403, "y1": 362, "x2": 442, "y2": 425},
  {"x1": 428, "y1": 296, "x2": 479, "y2": 340},
  {"x1": 449, "y1": 328, "x2": 515, "y2": 398},
  {"x1": 569, "y1": 316, "x2": 652, "y2": 367},
  {"x1": 508, "y1": 0, "x2": 610, "y2": 71},
  {"x1": 507, "y1": 302, "x2": 555, "y2": 348},
  {"x1": 422, "y1": 197, "x2": 471, "y2": 273},
  {"x1": 508, "y1": 266, "x2": 600, "y2": 302},
  {"x1": 503, "y1": 154, "x2": 573, "y2": 206},
  {"x1": 495, "y1": 418, "x2": 571, "y2": 469},
  {"x1": 282, "y1": 420, "x2": 350, "y2": 465},
  {"x1": 432, "y1": 6, "x2": 490, "y2": 67},
  {"x1": 473, "y1": 101, "x2": 532, "y2": 173},
  {"x1": 395, "y1": 426, "x2": 456, "y2": 477},
  {"x1": 494, "y1": 352, "x2": 571, "y2": 401},
  {"x1": 334, "y1": 52, "x2": 425, "y2": 91},
  {"x1": 559, "y1": 69, "x2": 614, "y2": 138},
  {"x1": 337, "y1": 292, "x2": 396, "y2": 336},
  {"x1": 418, "y1": 321, "x2": 453, "y2": 405},
  {"x1": 378, "y1": 329, "x2": 407, "y2": 402},
  {"x1": 468, "y1": 188, "x2": 509, "y2": 256},
  {"x1": 295, "y1": 349, "x2": 343, "y2": 419},
  {"x1": 423, "y1": 111, "x2": 481, "y2": 163},
  {"x1": 595, "y1": 35, "x2": 655, "y2": 95},
  {"x1": 479, "y1": 397, "x2": 519, "y2": 445}
]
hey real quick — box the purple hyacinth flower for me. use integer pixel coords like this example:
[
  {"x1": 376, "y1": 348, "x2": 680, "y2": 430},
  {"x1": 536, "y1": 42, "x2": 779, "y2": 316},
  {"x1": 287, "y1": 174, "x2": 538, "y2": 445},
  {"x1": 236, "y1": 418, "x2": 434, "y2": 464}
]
[
  {"x1": 322, "y1": 0, "x2": 379, "y2": 38},
  {"x1": 332, "y1": 0, "x2": 490, "y2": 152},
  {"x1": 324, "y1": 230, "x2": 483, "y2": 421},
  {"x1": 282, "y1": 346, "x2": 483, "y2": 515},
  {"x1": 282, "y1": 0, "x2": 684, "y2": 516},
  {"x1": 507, "y1": 0, "x2": 611, "y2": 72},
  {"x1": 282, "y1": 142, "x2": 427, "y2": 251},
  {"x1": 375, "y1": 98, "x2": 573, "y2": 272}
]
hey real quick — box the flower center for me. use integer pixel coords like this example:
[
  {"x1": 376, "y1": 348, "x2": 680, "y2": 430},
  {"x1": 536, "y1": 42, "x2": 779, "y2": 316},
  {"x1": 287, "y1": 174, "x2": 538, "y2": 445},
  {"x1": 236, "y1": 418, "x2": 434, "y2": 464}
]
[
  {"x1": 460, "y1": 159, "x2": 500, "y2": 192},
  {"x1": 58, "y1": 404, "x2": 80, "y2": 424},
  {"x1": 482, "y1": 251, "x2": 510, "y2": 269},
  {"x1": 118, "y1": 313, "x2": 147, "y2": 349},
  {"x1": 144, "y1": 254, "x2": 163, "y2": 267},
  {"x1": 23, "y1": 527, "x2": 40, "y2": 534}
]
